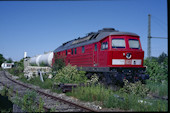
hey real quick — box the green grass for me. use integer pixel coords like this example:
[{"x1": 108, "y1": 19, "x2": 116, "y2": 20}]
[
  {"x1": 19, "y1": 74, "x2": 54, "y2": 90},
  {"x1": 146, "y1": 80, "x2": 168, "y2": 97},
  {"x1": 103, "y1": 92, "x2": 167, "y2": 111},
  {"x1": 66, "y1": 83, "x2": 168, "y2": 112},
  {"x1": 12, "y1": 90, "x2": 45, "y2": 112},
  {"x1": 17, "y1": 69, "x2": 168, "y2": 112},
  {"x1": 19, "y1": 75, "x2": 168, "y2": 112},
  {"x1": 66, "y1": 83, "x2": 111, "y2": 102}
]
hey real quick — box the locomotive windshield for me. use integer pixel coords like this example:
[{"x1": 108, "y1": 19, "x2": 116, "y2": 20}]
[
  {"x1": 128, "y1": 39, "x2": 140, "y2": 49},
  {"x1": 112, "y1": 39, "x2": 125, "y2": 48}
]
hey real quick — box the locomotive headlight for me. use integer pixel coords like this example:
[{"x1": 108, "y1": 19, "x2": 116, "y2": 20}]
[{"x1": 126, "y1": 53, "x2": 132, "y2": 59}]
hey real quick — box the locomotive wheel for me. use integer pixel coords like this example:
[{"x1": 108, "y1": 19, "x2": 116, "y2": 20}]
[
  {"x1": 102, "y1": 72, "x2": 114, "y2": 86},
  {"x1": 85, "y1": 73, "x2": 92, "y2": 79},
  {"x1": 99, "y1": 73, "x2": 121, "y2": 91},
  {"x1": 101, "y1": 77, "x2": 108, "y2": 86}
]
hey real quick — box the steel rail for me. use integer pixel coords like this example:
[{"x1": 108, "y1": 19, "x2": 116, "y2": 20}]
[
  {"x1": 2, "y1": 71, "x2": 98, "y2": 112},
  {"x1": 0, "y1": 76, "x2": 50, "y2": 112},
  {"x1": 0, "y1": 81, "x2": 50, "y2": 112}
]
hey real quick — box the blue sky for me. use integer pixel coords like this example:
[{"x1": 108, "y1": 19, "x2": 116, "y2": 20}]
[{"x1": 0, "y1": 0, "x2": 167, "y2": 61}]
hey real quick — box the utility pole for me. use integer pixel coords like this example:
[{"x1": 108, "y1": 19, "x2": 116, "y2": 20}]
[
  {"x1": 147, "y1": 14, "x2": 167, "y2": 60},
  {"x1": 148, "y1": 14, "x2": 151, "y2": 59}
]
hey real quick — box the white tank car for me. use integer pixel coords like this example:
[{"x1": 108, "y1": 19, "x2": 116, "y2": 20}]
[{"x1": 29, "y1": 52, "x2": 53, "y2": 67}]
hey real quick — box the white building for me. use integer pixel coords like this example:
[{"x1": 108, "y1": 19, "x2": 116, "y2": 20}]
[{"x1": 1, "y1": 63, "x2": 14, "y2": 69}]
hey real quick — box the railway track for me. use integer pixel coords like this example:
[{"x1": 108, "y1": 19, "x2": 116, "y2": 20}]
[{"x1": 0, "y1": 71, "x2": 98, "y2": 112}]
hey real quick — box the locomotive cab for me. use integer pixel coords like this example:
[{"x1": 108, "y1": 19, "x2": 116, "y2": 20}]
[
  {"x1": 100, "y1": 34, "x2": 149, "y2": 84},
  {"x1": 110, "y1": 35, "x2": 144, "y2": 67}
]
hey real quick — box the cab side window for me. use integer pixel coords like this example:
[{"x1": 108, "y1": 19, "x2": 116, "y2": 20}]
[
  {"x1": 75, "y1": 48, "x2": 77, "y2": 54},
  {"x1": 95, "y1": 44, "x2": 97, "y2": 51},
  {"x1": 71, "y1": 49, "x2": 73, "y2": 55},
  {"x1": 101, "y1": 42, "x2": 105, "y2": 50},
  {"x1": 105, "y1": 42, "x2": 108, "y2": 49},
  {"x1": 82, "y1": 46, "x2": 85, "y2": 53},
  {"x1": 101, "y1": 42, "x2": 108, "y2": 50}
]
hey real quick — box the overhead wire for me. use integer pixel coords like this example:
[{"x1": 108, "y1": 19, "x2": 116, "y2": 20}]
[
  {"x1": 152, "y1": 15, "x2": 167, "y2": 26},
  {"x1": 151, "y1": 15, "x2": 167, "y2": 33}
]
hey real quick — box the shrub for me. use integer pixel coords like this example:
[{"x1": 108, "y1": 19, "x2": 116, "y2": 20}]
[
  {"x1": 146, "y1": 80, "x2": 168, "y2": 97},
  {"x1": 8, "y1": 59, "x2": 24, "y2": 77},
  {"x1": 13, "y1": 91, "x2": 45, "y2": 112},
  {"x1": 144, "y1": 57, "x2": 168, "y2": 83},
  {"x1": 39, "y1": 62, "x2": 47, "y2": 67},
  {"x1": 52, "y1": 56, "x2": 65, "y2": 72},
  {"x1": 20, "y1": 74, "x2": 54, "y2": 90},
  {"x1": 54, "y1": 64, "x2": 87, "y2": 84},
  {"x1": 119, "y1": 79, "x2": 149, "y2": 98},
  {"x1": 0, "y1": 53, "x2": 6, "y2": 66},
  {"x1": 0, "y1": 86, "x2": 9, "y2": 97},
  {"x1": 89, "y1": 74, "x2": 99, "y2": 84}
]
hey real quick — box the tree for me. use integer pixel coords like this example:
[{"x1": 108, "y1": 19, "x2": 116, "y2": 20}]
[
  {"x1": 144, "y1": 53, "x2": 168, "y2": 83},
  {"x1": 160, "y1": 57, "x2": 168, "y2": 81},
  {"x1": 52, "y1": 55, "x2": 65, "y2": 72},
  {"x1": 6, "y1": 58, "x2": 13, "y2": 63},
  {"x1": 158, "y1": 52, "x2": 168, "y2": 64},
  {"x1": 0, "y1": 54, "x2": 6, "y2": 65}
]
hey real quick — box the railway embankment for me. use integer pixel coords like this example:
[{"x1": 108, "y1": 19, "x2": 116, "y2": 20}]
[
  {"x1": 1, "y1": 63, "x2": 168, "y2": 112},
  {"x1": 0, "y1": 71, "x2": 100, "y2": 112},
  {"x1": 0, "y1": 54, "x2": 168, "y2": 112}
]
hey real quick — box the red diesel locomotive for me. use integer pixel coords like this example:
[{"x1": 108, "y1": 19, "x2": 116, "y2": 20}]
[{"x1": 52, "y1": 28, "x2": 149, "y2": 85}]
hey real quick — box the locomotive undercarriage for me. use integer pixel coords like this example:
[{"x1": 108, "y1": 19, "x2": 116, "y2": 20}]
[{"x1": 77, "y1": 67, "x2": 149, "y2": 86}]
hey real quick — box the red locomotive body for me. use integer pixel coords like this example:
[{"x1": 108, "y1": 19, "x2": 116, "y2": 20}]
[{"x1": 53, "y1": 28, "x2": 149, "y2": 84}]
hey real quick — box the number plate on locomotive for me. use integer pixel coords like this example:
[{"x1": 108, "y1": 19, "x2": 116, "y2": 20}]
[{"x1": 125, "y1": 60, "x2": 132, "y2": 65}]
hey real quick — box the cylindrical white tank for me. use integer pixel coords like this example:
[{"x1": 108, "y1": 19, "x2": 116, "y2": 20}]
[
  {"x1": 36, "y1": 55, "x2": 42, "y2": 66},
  {"x1": 38, "y1": 52, "x2": 53, "y2": 66},
  {"x1": 29, "y1": 56, "x2": 37, "y2": 66},
  {"x1": 29, "y1": 52, "x2": 53, "y2": 67}
]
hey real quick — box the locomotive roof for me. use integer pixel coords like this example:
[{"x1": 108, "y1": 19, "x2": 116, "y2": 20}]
[{"x1": 54, "y1": 28, "x2": 139, "y2": 52}]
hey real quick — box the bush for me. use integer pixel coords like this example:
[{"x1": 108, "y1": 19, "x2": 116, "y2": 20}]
[
  {"x1": 89, "y1": 74, "x2": 99, "y2": 84},
  {"x1": 144, "y1": 58, "x2": 167, "y2": 83},
  {"x1": 146, "y1": 80, "x2": 168, "y2": 97},
  {"x1": 8, "y1": 59, "x2": 24, "y2": 77},
  {"x1": 19, "y1": 74, "x2": 54, "y2": 90},
  {"x1": 54, "y1": 64, "x2": 87, "y2": 84},
  {"x1": 39, "y1": 62, "x2": 47, "y2": 67},
  {"x1": 0, "y1": 53, "x2": 6, "y2": 66},
  {"x1": 52, "y1": 56, "x2": 65, "y2": 72},
  {"x1": 119, "y1": 79, "x2": 149, "y2": 98},
  {"x1": 13, "y1": 91, "x2": 45, "y2": 112}
]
